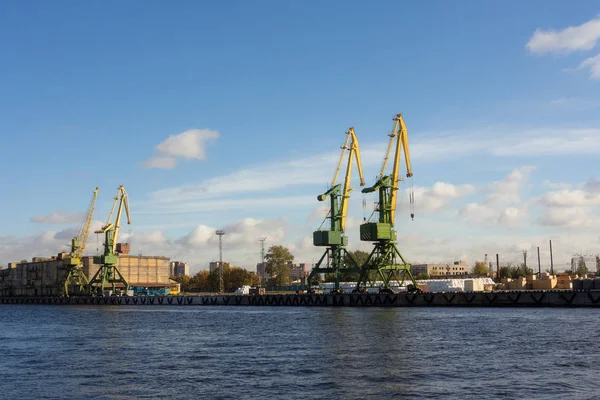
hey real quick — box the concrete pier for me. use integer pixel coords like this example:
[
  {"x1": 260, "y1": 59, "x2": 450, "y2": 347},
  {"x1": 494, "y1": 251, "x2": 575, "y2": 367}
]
[{"x1": 3, "y1": 290, "x2": 600, "y2": 307}]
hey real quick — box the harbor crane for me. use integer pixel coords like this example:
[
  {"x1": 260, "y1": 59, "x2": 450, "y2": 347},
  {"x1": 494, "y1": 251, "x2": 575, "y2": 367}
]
[
  {"x1": 88, "y1": 185, "x2": 131, "y2": 295},
  {"x1": 355, "y1": 113, "x2": 419, "y2": 293},
  {"x1": 62, "y1": 187, "x2": 98, "y2": 296},
  {"x1": 307, "y1": 127, "x2": 365, "y2": 292}
]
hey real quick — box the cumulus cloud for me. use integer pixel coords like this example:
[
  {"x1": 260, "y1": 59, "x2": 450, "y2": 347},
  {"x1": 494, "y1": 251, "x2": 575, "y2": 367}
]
[
  {"x1": 413, "y1": 182, "x2": 475, "y2": 213},
  {"x1": 459, "y1": 167, "x2": 534, "y2": 226},
  {"x1": 577, "y1": 53, "x2": 600, "y2": 79},
  {"x1": 30, "y1": 210, "x2": 85, "y2": 224},
  {"x1": 536, "y1": 177, "x2": 600, "y2": 229},
  {"x1": 526, "y1": 15, "x2": 600, "y2": 54},
  {"x1": 142, "y1": 129, "x2": 220, "y2": 169}
]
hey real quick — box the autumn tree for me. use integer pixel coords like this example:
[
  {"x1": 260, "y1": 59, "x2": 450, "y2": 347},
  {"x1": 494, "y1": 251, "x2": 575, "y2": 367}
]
[
  {"x1": 471, "y1": 261, "x2": 490, "y2": 275},
  {"x1": 577, "y1": 256, "x2": 588, "y2": 277},
  {"x1": 171, "y1": 274, "x2": 192, "y2": 292},
  {"x1": 265, "y1": 245, "x2": 293, "y2": 286}
]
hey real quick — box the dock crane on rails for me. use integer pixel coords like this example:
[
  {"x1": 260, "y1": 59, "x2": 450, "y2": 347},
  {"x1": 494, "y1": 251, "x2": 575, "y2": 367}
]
[
  {"x1": 307, "y1": 127, "x2": 365, "y2": 293},
  {"x1": 354, "y1": 113, "x2": 420, "y2": 294},
  {"x1": 61, "y1": 187, "x2": 98, "y2": 296},
  {"x1": 88, "y1": 185, "x2": 131, "y2": 296}
]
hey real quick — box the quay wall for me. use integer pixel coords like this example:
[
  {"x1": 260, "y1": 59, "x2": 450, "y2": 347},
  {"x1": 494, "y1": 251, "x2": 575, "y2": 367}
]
[{"x1": 3, "y1": 290, "x2": 600, "y2": 307}]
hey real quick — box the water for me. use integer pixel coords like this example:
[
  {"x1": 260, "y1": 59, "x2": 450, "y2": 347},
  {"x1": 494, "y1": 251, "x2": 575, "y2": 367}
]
[{"x1": 0, "y1": 306, "x2": 598, "y2": 399}]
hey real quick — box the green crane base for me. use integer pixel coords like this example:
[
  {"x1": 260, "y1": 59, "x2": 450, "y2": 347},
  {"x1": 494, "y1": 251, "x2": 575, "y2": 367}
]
[
  {"x1": 62, "y1": 266, "x2": 90, "y2": 297},
  {"x1": 88, "y1": 261, "x2": 129, "y2": 296},
  {"x1": 354, "y1": 240, "x2": 420, "y2": 293},
  {"x1": 306, "y1": 246, "x2": 361, "y2": 293}
]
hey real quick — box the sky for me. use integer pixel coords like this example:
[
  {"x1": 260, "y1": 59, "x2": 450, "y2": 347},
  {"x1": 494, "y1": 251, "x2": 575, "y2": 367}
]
[{"x1": 0, "y1": 1, "x2": 599, "y2": 274}]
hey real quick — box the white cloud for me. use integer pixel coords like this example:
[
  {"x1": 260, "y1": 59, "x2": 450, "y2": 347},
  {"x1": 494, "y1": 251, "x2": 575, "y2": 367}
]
[
  {"x1": 542, "y1": 180, "x2": 571, "y2": 190},
  {"x1": 578, "y1": 53, "x2": 600, "y2": 79},
  {"x1": 141, "y1": 156, "x2": 177, "y2": 170},
  {"x1": 413, "y1": 182, "x2": 475, "y2": 213},
  {"x1": 540, "y1": 189, "x2": 600, "y2": 207},
  {"x1": 526, "y1": 15, "x2": 600, "y2": 54},
  {"x1": 142, "y1": 129, "x2": 219, "y2": 169},
  {"x1": 459, "y1": 167, "x2": 534, "y2": 225},
  {"x1": 30, "y1": 210, "x2": 84, "y2": 224},
  {"x1": 538, "y1": 206, "x2": 600, "y2": 229},
  {"x1": 536, "y1": 178, "x2": 600, "y2": 229}
]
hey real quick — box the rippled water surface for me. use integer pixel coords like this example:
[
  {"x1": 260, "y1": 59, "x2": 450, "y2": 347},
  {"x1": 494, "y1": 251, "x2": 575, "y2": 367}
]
[{"x1": 0, "y1": 305, "x2": 598, "y2": 399}]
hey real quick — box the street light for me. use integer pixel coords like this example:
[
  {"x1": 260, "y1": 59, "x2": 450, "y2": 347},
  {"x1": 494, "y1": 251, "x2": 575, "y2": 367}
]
[
  {"x1": 260, "y1": 237, "x2": 266, "y2": 286},
  {"x1": 216, "y1": 230, "x2": 225, "y2": 293}
]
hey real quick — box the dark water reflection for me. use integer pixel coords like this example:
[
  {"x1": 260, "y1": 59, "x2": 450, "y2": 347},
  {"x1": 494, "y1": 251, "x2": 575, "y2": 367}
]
[{"x1": 0, "y1": 306, "x2": 597, "y2": 399}]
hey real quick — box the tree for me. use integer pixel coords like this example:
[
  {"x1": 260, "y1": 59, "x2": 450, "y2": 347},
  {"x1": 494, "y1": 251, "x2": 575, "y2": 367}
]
[
  {"x1": 226, "y1": 267, "x2": 254, "y2": 291},
  {"x1": 471, "y1": 261, "x2": 489, "y2": 275},
  {"x1": 339, "y1": 249, "x2": 369, "y2": 282},
  {"x1": 189, "y1": 270, "x2": 211, "y2": 292},
  {"x1": 596, "y1": 257, "x2": 600, "y2": 275},
  {"x1": 416, "y1": 272, "x2": 430, "y2": 280},
  {"x1": 265, "y1": 245, "x2": 294, "y2": 286},
  {"x1": 171, "y1": 274, "x2": 192, "y2": 292},
  {"x1": 577, "y1": 256, "x2": 588, "y2": 277}
]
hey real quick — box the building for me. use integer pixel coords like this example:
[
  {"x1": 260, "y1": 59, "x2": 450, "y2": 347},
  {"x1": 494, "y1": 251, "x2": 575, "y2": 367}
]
[
  {"x1": 170, "y1": 261, "x2": 190, "y2": 277},
  {"x1": 209, "y1": 261, "x2": 231, "y2": 273},
  {"x1": 256, "y1": 262, "x2": 266, "y2": 280},
  {"x1": 0, "y1": 254, "x2": 172, "y2": 296},
  {"x1": 289, "y1": 262, "x2": 308, "y2": 282},
  {"x1": 410, "y1": 261, "x2": 469, "y2": 277}
]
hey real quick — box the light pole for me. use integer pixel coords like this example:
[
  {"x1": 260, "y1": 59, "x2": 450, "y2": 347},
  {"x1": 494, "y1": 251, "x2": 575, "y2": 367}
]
[
  {"x1": 260, "y1": 237, "x2": 266, "y2": 286},
  {"x1": 216, "y1": 230, "x2": 225, "y2": 293}
]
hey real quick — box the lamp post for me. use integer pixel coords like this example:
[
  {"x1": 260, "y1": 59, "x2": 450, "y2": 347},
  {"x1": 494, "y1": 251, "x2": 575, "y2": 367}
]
[
  {"x1": 216, "y1": 230, "x2": 225, "y2": 293},
  {"x1": 260, "y1": 237, "x2": 266, "y2": 286}
]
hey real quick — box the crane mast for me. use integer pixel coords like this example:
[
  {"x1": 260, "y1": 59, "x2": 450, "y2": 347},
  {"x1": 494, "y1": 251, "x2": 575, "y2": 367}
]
[
  {"x1": 354, "y1": 113, "x2": 419, "y2": 293},
  {"x1": 88, "y1": 185, "x2": 131, "y2": 296},
  {"x1": 307, "y1": 127, "x2": 365, "y2": 293},
  {"x1": 62, "y1": 187, "x2": 98, "y2": 296}
]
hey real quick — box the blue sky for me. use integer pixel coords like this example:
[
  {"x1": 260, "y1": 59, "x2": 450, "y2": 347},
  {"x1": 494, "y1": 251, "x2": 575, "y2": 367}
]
[{"x1": 1, "y1": 1, "x2": 599, "y2": 273}]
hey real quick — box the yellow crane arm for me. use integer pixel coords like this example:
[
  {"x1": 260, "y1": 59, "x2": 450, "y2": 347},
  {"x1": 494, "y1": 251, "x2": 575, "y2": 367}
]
[
  {"x1": 390, "y1": 113, "x2": 413, "y2": 226},
  {"x1": 112, "y1": 185, "x2": 131, "y2": 254},
  {"x1": 340, "y1": 128, "x2": 365, "y2": 231},
  {"x1": 75, "y1": 187, "x2": 98, "y2": 258},
  {"x1": 331, "y1": 131, "x2": 352, "y2": 188}
]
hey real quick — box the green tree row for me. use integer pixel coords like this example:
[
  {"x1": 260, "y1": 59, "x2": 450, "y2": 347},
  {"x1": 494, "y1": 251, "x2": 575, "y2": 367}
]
[{"x1": 172, "y1": 266, "x2": 259, "y2": 293}]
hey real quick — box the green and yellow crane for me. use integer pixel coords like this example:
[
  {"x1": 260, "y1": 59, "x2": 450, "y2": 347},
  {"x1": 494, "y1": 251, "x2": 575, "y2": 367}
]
[
  {"x1": 88, "y1": 185, "x2": 131, "y2": 296},
  {"x1": 307, "y1": 127, "x2": 365, "y2": 293},
  {"x1": 62, "y1": 186, "x2": 98, "y2": 296},
  {"x1": 355, "y1": 113, "x2": 419, "y2": 293}
]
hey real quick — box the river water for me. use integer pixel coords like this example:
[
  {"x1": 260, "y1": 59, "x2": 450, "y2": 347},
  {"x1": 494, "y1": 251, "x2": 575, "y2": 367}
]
[{"x1": 0, "y1": 305, "x2": 598, "y2": 399}]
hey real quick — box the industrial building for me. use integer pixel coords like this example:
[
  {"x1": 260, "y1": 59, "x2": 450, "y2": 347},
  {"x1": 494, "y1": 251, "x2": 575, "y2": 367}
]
[
  {"x1": 0, "y1": 254, "x2": 177, "y2": 296},
  {"x1": 410, "y1": 261, "x2": 469, "y2": 277},
  {"x1": 209, "y1": 261, "x2": 231, "y2": 273},
  {"x1": 289, "y1": 262, "x2": 309, "y2": 282},
  {"x1": 170, "y1": 261, "x2": 190, "y2": 277}
]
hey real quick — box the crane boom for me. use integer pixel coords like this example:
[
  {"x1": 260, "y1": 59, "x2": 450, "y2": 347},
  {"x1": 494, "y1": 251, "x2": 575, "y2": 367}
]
[
  {"x1": 73, "y1": 187, "x2": 98, "y2": 258},
  {"x1": 389, "y1": 113, "x2": 413, "y2": 226},
  {"x1": 340, "y1": 128, "x2": 365, "y2": 231}
]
